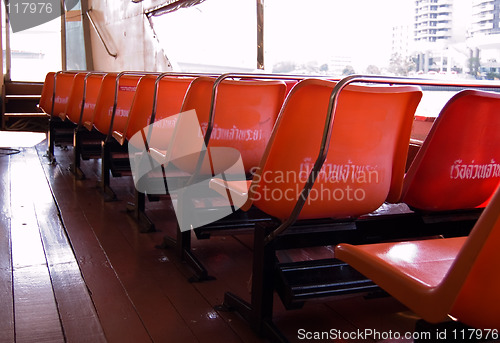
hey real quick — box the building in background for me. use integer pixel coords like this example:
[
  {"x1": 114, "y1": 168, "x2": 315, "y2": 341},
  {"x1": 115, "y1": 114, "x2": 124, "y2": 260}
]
[
  {"x1": 413, "y1": 0, "x2": 472, "y2": 75},
  {"x1": 392, "y1": 24, "x2": 412, "y2": 58},
  {"x1": 467, "y1": 0, "x2": 500, "y2": 78},
  {"x1": 402, "y1": 0, "x2": 500, "y2": 78}
]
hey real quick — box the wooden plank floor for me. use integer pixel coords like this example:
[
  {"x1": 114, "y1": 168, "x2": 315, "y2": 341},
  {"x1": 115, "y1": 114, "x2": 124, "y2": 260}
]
[
  {"x1": 1, "y1": 142, "x2": 105, "y2": 343},
  {"x1": 0, "y1": 132, "x2": 422, "y2": 343}
]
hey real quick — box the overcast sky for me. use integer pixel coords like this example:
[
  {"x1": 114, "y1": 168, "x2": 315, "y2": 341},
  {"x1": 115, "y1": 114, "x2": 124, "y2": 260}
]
[
  {"x1": 153, "y1": 0, "x2": 416, "y2": 71},
  {"x1": 263, "y1": 0, "x2": 415, "y2": 70}
]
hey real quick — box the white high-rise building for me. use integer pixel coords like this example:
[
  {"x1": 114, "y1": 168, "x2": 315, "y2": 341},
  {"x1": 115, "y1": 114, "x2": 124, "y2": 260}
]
[
  {"x1": 413, "y1": 0, "x2": 473, "y2": 74},
  {"x1": 467, "y1": 0, "x2": 500, "y2": 78},
  {"x1": 470, "y1": 0, "x2": 500, "y2": 36},
  {"x1": 392, "y1": 25, "x2": 412, "y2": 58}
]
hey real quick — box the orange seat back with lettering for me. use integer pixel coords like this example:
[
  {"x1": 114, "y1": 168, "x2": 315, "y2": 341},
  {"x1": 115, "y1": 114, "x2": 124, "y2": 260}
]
[
  {"x1": 402, "y1": 90, "x2": 500, "y2": 211},
  {"x1": 178, "y1": 76, "x2": 287, "y2": 174},
  {"x1": 124, "y1": 75, "x2": 193, "y2": 148},
  {"x1": 44, "y1": 72, "x2": 76, "y2": 118},
  {"x1": 91, "y1": 74, "x2": 141, "y2": 136},
  {"x1": 79, "y1": 74, "x2": 107, "y2": 130},
  {"x1": 65, "y1": 72, "x2": 87, "y2": 124},
  {"x1": 39, "y1": 72, "x2": 56, "y2": 114},
  {"x1": 249, "y1": 79, "x2": 422, "y2": 220}
]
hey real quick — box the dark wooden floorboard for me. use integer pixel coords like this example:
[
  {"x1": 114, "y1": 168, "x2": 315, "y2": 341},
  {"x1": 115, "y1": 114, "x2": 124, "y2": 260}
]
[
  {"x1": 57, "y1": 209, "x2": 155, "y2": 342},
  {"x1": 48, "y1": 262, "x2": 108, "y2": 343},
  {"x1": 13, "y1": 265, "x2": 64, "y2": 343}
]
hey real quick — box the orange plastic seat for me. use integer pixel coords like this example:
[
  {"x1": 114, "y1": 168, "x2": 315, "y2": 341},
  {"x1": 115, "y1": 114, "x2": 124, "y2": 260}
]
[
  {"x1": 284, "y1": 79, "x2": 298, "y2": 96},
  {"x1": 218, "y1": 78, "x2": 423, "y2": 340},
  {"x1": 402, "y1": 90, "x2": 500, "y2": 211},
  {"x1": 139, "y1": 76, "x2": 288, "y2": 185},
  {"x1": 114, "y1": 74, "x2": 194, "y2": 147},
  {"x1": 64, "y1": 72, "x2": 88, "y2": 124},
  {"x1": 38, "y1": 71, "x2": 56, "y2": 114},
  {"x1": 130, "y1": 75, "x2": 288, "y2": 272},
  {"x1": 43, "y1": 71, "x2": 78, "y2": 161},
  {"x1": 171, "y1": 76, "x2": 288, "y2": 174},
  {"x1": 120, "y1": 74, "x2": 195, "y2": 229},
  {"x1": 77, "y1": 73, "x2": 107, "y2": 129},
  {"x1": 88, "y1": 73, "x2": 141, "y2": 137},
  {"x1": 335, "y1": 185, "x2": 500, "y2": 329},
  {"x1": 71, "y1": 73, "x2": 107, "y2": 179},
  {"x1": 216, "y1": 78, "x2": 422, "y2": 221},
  {"x1": 89, "y1": 73, "x2": 143, "y2": 198},
  {"x1": 49, "y1": 72, "x2": 77, "y2": 118}
]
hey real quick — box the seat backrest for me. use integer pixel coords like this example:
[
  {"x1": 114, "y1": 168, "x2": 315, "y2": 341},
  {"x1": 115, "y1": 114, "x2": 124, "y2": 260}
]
[
  {"x1": 64, "y1": 72, "x2": 87, "y2": 123},
  {"x1": 39, "y1": 71, "x2": 56, "y2": 113},
  {"x1": 284, "y1": 79, "x2": 299, "y2": 96},
  {"x1": 177, "y1": 76, "x2": 287, "y2": 174},
  {"x1": 45, "y1": 72, "x2": 77, "y2": 117},
  {"x1": 248, "y1": 78, "x2": 422, "y2": 220},
  {"x1": 121, "y1": 75, "x2": 193, "y2": 147},
  {"x1": 79, "y1": 73, "x2": 107, "y2": 130},
  {"x1": 438, "y1": 186, "x2": 500, "y2": 329},
  {"x1": 89, "y1": 74, "x2": 141, "y2": 136},
  {"x1": 402, "y1": 90, "x2": 500, "y2": 211}
]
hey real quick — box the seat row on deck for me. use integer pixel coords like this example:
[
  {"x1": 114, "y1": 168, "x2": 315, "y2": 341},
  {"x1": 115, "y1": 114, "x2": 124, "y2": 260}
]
[{"x1": 38, "y1": 70, "x2": 500, "y2": 341}]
